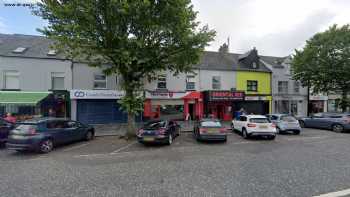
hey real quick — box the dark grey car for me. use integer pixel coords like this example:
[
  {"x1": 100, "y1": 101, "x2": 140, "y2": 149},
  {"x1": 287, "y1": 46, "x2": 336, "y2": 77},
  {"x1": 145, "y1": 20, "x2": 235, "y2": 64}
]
[{"x1": 299, "y1": 113, "x2": 350, "y2": 133}]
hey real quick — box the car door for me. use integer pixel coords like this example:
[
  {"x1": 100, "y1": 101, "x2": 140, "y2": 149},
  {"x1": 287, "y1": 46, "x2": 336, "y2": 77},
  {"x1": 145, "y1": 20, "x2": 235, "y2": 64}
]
[
  {"x1": 64, "y1": 121, "x2": 85, "y2": 141},
  {"x1": 309, "y1": 114, "x2": 327, "y2": 129},
  {"x1": 46, "y1": 120, "x2": 70, "y2": 144},
  {"x1": 168, "y1": 121, "x2": 176, "y2": 137}
]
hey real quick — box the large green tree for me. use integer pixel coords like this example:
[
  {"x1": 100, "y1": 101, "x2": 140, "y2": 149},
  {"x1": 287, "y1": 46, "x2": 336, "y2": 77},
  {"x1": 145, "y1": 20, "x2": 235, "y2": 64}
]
[
  {"x1": 34, "y1": 0, "x2": 215, "y2": 138},
  {"x1": 292, "y1": 24, "x2": 350, "y2": 112}
]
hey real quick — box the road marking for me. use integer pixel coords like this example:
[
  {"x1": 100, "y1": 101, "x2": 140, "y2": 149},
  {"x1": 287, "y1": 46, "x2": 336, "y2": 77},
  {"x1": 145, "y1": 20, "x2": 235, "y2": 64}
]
[
  {"x1": 111, "y1": 141, "x2": 137, "y2": 154},
  {"x1": 313, "y1": 188, "x2": 350, "y2": 197},
  {"x1": 62, "y1": 143, "x2": 90, "y2": 152}
]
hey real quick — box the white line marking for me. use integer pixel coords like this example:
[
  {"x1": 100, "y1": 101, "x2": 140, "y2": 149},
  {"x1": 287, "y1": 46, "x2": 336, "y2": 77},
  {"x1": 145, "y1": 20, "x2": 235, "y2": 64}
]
[
  {"x1": 62, "y1": 143, "x2": 90, "y2": 152},
  {"x1": 313, "y1": 188, "x2": 350, "y2": 197},
  {"x1": 111, "y1": 141, "x2": 137, "y2": 154}
]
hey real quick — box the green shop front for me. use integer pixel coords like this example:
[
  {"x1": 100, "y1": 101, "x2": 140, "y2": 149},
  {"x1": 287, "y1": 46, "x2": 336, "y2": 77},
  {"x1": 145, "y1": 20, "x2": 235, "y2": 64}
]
[{"x1": 0, "y1": 91, "x2": 70, "y2": 120}]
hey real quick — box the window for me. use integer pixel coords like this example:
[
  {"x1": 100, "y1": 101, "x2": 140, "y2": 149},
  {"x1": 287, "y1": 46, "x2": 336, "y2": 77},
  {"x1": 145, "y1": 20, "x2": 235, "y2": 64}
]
[
  {"x1": 12, "y1": 47, "x2": 27, "y2": 53},
  {"x1": 294, "y1": 81, "x2": 300, "y2": 93},
  {"x1": 186, "y1": 75, "x2": 195, "y2": 90},
  {"x1": 247, "y1": 80, "x2": 258, "y2": 91},
  {"x1": 47, "y1": 50, "x2": 57, "y2": 56},
  {"x1": 3, "y1": 70, "x2": 20, "y2": 90},
  {"x1": 239, "y1": 116, "x2": 247, "y2": 122},
  {"x1": 278, "y1": 81, "x2": 288, "y2": 93},
  {"x1": 94, "y1": 74, "x2": 107, "y2": 89},
  {"x1": 51, "y1": 72, "x2": 65, "y2": 90},
  {"x1": 157, "y1": 75, "x2": 167, "y2": 89},
  {"x1": 201, "y1": 121, "x2": 222, "y2": 127},
  {"x1": 212, "y1": 76, "x2": 221, "y2": 90},
  {"x1": 250, "y1": 118, "x2": 269, "y2": 123}
]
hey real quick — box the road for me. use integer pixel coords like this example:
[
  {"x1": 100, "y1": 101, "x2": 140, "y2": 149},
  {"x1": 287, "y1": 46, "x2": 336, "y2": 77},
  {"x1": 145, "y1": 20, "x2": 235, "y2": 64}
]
[{"x1": 1, "y1": 128, "x2": 350, "y2": 197}]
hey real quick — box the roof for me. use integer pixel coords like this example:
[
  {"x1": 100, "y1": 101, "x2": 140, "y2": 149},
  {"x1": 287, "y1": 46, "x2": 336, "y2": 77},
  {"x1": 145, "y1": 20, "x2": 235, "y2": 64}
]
[
  {"x1": 0, "y1": 34, "x2": 66, "y2": 60},
  {"x1": 244, "y1": 115, "x2": 268, "y2": 119},
  {"x1": 260, "y1": 55, "x2": 287, "y2": 69}
]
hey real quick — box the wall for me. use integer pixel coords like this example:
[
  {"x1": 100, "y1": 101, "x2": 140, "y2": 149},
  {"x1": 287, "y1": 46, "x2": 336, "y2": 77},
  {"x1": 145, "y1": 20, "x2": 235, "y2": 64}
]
[
  {"x1": 236, "y1": 71, "x2": 271, "y2": 95},
  {"x1": 0, "y1": 56, "x2": 72, "y2": 91},
  {"x1": 198, "y1": 69, "x2": 236, "y2": 91}
]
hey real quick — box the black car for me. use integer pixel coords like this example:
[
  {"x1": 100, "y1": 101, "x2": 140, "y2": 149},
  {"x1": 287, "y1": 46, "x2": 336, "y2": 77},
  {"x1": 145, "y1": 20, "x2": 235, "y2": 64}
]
[
  {"x1": 0, "y1": 118, "x2": 14, "y2": 146},
  {"x1": 194, "y1": 119, "x2": 227, "y2": 142},
  {"x1": 137, "y1": 120, "x2": 180, "y2": 145},
  {"x1": 6, "y1": 118, "x2": 95, "y2": 153}
]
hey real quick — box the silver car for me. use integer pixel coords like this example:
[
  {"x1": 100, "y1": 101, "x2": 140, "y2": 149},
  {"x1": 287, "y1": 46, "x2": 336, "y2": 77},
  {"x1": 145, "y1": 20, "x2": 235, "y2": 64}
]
[
  {"x1": 299, "y1": 113, "x2": 350, "y2": 133},
  {"x1": 266, "y1": 114, "x2": 301, "y2": 135}
]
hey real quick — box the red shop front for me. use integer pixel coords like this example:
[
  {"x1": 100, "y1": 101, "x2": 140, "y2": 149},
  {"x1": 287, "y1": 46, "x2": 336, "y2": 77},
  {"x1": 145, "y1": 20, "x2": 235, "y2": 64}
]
[
  {"x1": 203, "y1": 91, "x2": 245, "y2": 121},
  {"x1": 143, "y1": 91, "x2": 203, "y2": 121}
]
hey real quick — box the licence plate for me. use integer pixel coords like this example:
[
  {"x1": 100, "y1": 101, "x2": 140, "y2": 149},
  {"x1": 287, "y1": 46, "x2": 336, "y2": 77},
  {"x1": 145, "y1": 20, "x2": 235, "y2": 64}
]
[
  {"x1": 207, "y1": 128, "x2": 218, "y2": 133},
  {"x1": 259, "y1": 125, "x2": 268, "y2": 129},
  {"x1": 143, "y1": 137, "x2": 154, "y2": 142}
]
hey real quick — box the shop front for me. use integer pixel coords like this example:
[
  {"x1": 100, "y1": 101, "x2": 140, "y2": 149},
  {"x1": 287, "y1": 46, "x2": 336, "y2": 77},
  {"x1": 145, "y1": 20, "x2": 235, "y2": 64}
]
[
  {"x1": 70, "y1": 89, "x2": 127, "y2": 124},
  {"x1": 234, "y1": 95, "x2": 271, "y2": 116},
  {"x1": 0, "y1": 91, "x2": 65, "y2": 121},
  {"x1": 203, "y1": 91, "x2": 245, "y2": 121},
  {"x1": 310, "y1": 95, "x2": 328, "y2": 114},
  {"x1": 143, "y1": 90, "x2": 203, "y2": 121}
]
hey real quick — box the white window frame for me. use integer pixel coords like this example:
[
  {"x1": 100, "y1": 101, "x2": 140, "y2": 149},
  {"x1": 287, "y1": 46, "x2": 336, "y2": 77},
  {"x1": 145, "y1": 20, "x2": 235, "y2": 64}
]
[
  {"x1": 294, "y1": 81, "x2": 300, "y2": 93},
  {"x1": 93, "y1": 74, "x2": 107, "y2": 89},
  {"x1": 157, "y1": 74, "x2": 167, "y2": 89},
  {"x1": 3, "y1": 70, "x2": 20, "y2": 90},
  {"x1": 278, "y1": 81, "x2": 288, "y2": 94},
  {"x1": 51, "y1": 72, "x2": 65, "y2": 90},
  {"x1": 212, "y1": 76, "x2": 221, "y2": 90},
  {"x1": 186, "y1": 75, "x2": 196, "y2": 90}
]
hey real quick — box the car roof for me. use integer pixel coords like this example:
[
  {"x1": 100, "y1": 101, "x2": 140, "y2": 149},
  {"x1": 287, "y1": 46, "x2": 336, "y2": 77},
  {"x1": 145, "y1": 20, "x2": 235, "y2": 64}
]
[
  {"x1": 18, "y1": 117, "x2": 69, "y2": 124},
  {"x1": 243, "y1": 115, "x2": 268, "y2": 119},
  {"x1": 200, "y1": 118, "x2": 220, "y2": 122}
]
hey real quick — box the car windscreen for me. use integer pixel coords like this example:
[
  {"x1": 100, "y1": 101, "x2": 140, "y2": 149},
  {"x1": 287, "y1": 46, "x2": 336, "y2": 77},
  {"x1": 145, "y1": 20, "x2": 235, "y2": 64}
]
[
  {"x1": 250, "y1": 118, "x2": 269, "y2": 123},
  {"x1": 143, "y1": 121, "x2": 166, "y2": 130},
  {"x1": 12, "y1": 124, "x2": 38, "y2": 134},
  {"x1": 200, "y1": 121, "x2": 222, "y2": 127},
  {"x1": 281, "y1": 116, "x2": 297, "y2": 122}
]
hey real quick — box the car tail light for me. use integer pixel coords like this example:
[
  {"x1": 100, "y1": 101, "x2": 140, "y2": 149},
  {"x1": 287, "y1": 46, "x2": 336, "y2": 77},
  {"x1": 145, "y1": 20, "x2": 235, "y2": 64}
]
[
  {"x1": 247, "y1": 123, "x2": 256, "y2": 128},
  {"x1": 271, "y1": 123, "x2": 276, "y2": 128},
  {"x1": 158, "y1": 128, "x2": 166, "y2": 135},
  {"x1": 219, "y1": 128, "x2": 226, "y2": 133},
  {"x1": 199, "y1": 128, "x2": 207, "y2": 134}
]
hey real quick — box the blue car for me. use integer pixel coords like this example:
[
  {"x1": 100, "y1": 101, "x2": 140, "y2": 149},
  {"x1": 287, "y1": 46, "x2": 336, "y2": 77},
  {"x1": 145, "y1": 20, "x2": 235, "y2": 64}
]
[
  {"x1": 0, "y1": 118, "x2": 14, "y2": 145},
  {"x1": 299, "y1": 113, "x2": 350, "y2": 133},
  {"x1": 6, "y1": 118, "x2": 95, "y2": 153}
]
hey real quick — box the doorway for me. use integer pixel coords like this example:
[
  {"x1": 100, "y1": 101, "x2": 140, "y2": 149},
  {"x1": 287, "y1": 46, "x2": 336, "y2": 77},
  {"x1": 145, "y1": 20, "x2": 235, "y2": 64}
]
[
  {"x1": 189, "y1": 104, "x2": 195, "y2": 120},
  {"x1": 217, "y1": 105, "x2": 224, "y2": 119}
]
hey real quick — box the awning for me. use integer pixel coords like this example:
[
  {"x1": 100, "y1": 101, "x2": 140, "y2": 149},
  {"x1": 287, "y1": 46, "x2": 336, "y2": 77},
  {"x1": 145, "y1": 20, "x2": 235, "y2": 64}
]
[
  {"x1": 183, "y1": 91, "x2": 201, "y2": 99},
  {"x1": 0, "y1": 91, "x2": 51, "y2": 105}
]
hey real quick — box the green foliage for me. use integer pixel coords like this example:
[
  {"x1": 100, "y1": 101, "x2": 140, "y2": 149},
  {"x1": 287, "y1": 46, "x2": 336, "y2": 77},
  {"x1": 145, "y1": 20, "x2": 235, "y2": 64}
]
[
  {"x1": 291, "y1": 24, "x2": 350, "y2": 111},
  {"x1": 34, "y1": 0, "x2": 216, "y2": 124}
]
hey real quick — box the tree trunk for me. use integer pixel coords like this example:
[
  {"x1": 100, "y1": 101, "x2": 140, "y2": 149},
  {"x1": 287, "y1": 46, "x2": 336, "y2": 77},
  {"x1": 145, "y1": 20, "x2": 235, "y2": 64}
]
[
  {"x1": 341, "y1": 90, "x2": 348, "y2": 113},
  {"x1": 126, "y1": 111, "x2": 136, "y2": 139}
]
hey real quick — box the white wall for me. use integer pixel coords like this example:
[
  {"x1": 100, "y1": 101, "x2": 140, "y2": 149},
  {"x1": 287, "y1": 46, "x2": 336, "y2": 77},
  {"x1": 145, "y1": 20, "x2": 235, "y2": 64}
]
[
  {"x1": 0, "y1": 56, "x2": 72, "y2": 91},
  {"x1": 198, "y1": 69, "x2": 236, "y2": 91}
]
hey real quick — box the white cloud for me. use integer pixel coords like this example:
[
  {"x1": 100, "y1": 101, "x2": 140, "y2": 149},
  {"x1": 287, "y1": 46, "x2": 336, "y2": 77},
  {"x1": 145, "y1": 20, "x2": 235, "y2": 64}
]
[
  {"x1": 191, "y1": 0, "x2": 350, "y2": 56},
  {"x1": 0, "y1": 17, "x2": 11, "y2": 34}
]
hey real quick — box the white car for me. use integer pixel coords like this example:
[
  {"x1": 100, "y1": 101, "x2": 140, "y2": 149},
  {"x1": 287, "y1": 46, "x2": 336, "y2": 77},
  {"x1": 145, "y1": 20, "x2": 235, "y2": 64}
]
[{"x1": 232, "y1": 115, "x2": 277, "y2": 140}]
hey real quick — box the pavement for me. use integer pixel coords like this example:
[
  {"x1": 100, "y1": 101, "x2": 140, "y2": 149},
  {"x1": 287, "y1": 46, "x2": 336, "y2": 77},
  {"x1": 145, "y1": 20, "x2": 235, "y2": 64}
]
[{"x1": 1, "y1": 128, "x2": 350, "y2": 197}]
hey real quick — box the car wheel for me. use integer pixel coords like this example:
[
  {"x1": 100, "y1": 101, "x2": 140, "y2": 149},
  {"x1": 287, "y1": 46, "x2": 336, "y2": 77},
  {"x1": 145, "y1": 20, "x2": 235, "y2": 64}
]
[
  {"x1": 39, "y1": 139, "x2": 53, "y2": 153},
  {"x1": 332, "y1": 124, "x2": 344, "y2": 133},
  {"x1": 293, "y1": 130, "x2": 300, "y2": 135},
  {"x1": 167, "y1": 134, "x2": 173, "y2": 145},
  {"x1": 299, "y1": 121, "x2": 305, "y2": 128},
  {"x1": 85, "y1": 131, "x2": 94, "y2": 141},
  {"x1": 242, "y1": 128, "x2": 249, "y2": 139}
]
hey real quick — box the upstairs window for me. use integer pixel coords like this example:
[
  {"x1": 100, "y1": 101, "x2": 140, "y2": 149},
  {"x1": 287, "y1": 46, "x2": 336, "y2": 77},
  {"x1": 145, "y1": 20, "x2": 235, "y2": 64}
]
[
  {"x1": 94, "y1": 74, "x2": 107, "y2": 89},
  {"x1": 4, "y1": 70, "x2": 20, "y2": 90},
  {"x1": 247, "y1": 80, "x2": 258, "y2": 91},
  {"x1": 294, "y1": 81, "x2": 300, "y2": 93},
  {"x1": 278, "y1": 81, "x2": 288, "y2": 93},
  {"x1": 212, "y1": 76, "x2": 221, "y2": 90},
  {"x1": 51, "y1": 72, "x2": 65, "y2": 90},
  {"x1": 186, "y1": 75, "x2": 195, "y2": 90},
  {"x1": 157, "y1": 75, "x2": 167, "y2": 89}
]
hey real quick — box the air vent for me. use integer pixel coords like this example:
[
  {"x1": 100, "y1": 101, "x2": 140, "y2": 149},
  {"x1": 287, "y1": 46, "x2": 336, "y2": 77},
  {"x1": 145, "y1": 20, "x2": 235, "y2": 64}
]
[
  {"x1": 47, "y1": 50, "x2": 57, "y2": 56},
  {"x1": 12, "y1": 47, "x2": 27, "y2": 53}
]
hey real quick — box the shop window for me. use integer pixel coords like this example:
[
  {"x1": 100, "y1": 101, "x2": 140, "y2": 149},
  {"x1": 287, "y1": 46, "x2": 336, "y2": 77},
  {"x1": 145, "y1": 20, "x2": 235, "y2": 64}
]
[
  {"x1": 247, "y1": 80, "x2": 258, "y2": 92},
  {"x1": 294, "y1": 81, "x2": 300, "y2": 93},
  {"x1": 94, "y1": 74, "x2": 107, "y2": 89},
  {"x1": 212, "y1": 76, "x2": 221, "y2": 90},
  {"x1": 3, "y1": 70, "x2": 20, "y2": 90},
  {"x1": 276, "y1": 100, "x2": 290, "y2": 114},
  {"x1": 278, "y1": 81, "x2": 288, "y2": 93},
  {"x1": 51, "y1": 72, "x2": 65, "y2": 90},
  {"x1": 157, "y1": 75, "x2": 167, "y2": 89},
  {"x1": 186, "y1": 75, "x2": 195, "y2": 90},
  {"x1": 291, "y1": 101, "x2": 298, "y2": 115}
]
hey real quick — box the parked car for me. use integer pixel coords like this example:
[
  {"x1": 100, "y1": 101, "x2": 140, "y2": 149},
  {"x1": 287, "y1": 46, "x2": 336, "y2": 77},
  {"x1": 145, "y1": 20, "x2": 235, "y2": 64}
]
[
  {"x1": 137, "y1": 119, "x2": 180, "y2": 145},
  {"x1": 299, "y1": 113, "x2": 350, "y2": 133},
  {"x1": 266, "y1": 114, "x2": 301, "y2": 135},
  {"x1": 0, "y1": 118, "x2": 14, "y2": 145},
  {"x1": 232, "y1": 115, "x2": 277, "y2": 140},
  {"x1": 193, "y1": 119, "x2": 227, "y2": 142},
  {"x1": 6, "y1": 118, "x2": 95, "y2": 153}
]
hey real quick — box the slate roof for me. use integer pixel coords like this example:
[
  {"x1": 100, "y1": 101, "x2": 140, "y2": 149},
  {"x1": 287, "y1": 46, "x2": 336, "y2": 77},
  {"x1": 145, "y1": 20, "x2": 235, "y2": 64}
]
[
  {"x1": 0, "y1": 33, "x2": 66, "y2": 59},
  {"x1": 0, "y1": 33, "x2": 275, "y2": 73},
  {"x1": 260, "y1": 55, "x2": 287, "y2": 69}
]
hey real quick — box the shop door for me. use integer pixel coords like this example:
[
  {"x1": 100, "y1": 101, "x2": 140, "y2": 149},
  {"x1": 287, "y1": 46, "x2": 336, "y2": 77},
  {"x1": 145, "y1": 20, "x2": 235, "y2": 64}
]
[
  {"x1": 217, "y1": 105, "x2": 224, "y2": 120},
  {"x1": 77, "y1": 99, "x2": 127, "y2": 124},
  {"x1": 189, "y1": 104, "x2": 195, "y2": 120}
]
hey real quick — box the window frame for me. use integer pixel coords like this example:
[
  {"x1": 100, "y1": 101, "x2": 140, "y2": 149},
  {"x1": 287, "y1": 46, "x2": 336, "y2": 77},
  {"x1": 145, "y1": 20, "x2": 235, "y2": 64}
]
[
  {"x1": 186, "y1": 75, "x2": 196, "y2": 90},
  {"x1": 294, "y1": 81, "x2": 300, "y2": 93},
  {"x1": 93, "y1": 74, "x2": 107, "y2": 89},
  {"x1": 157, "y1": 74, "x2": 167, "y2": 89},
  {"x1": 247, "y1": 80, "x2": 258, "y2": 92},
  {"x1": 51, "y1": 72, "x2": 65, "y2": 90},
  {"x1": 3, "y1": 70, "x2": 20, "y2": 90},
  {"x1": 278, "y1": 81, "x2": 288, "y2": 94},
  {"x1": 212, "y1": 76, "x2": 221, "y2": 90}
]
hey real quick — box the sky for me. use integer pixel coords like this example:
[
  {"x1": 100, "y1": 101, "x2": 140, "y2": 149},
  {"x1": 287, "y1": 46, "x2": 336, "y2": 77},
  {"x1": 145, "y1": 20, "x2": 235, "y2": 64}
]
[{"x1": 0, "y1": 0, "x2": 349, "y2": 57}]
